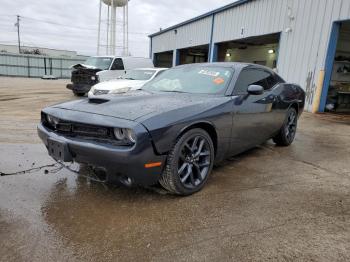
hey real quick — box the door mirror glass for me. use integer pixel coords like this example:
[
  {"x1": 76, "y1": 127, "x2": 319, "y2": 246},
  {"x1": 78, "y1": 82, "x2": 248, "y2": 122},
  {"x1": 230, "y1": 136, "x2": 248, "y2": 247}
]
[{"x1": 247, "y1": 85, "x2": 264, "y2": 95}]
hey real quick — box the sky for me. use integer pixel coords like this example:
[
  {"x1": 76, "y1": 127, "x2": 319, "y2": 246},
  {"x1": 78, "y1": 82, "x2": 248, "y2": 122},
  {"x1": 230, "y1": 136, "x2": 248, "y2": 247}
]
[{"x1": 0, "y1": 0, "x2": 235, "y2": 57}]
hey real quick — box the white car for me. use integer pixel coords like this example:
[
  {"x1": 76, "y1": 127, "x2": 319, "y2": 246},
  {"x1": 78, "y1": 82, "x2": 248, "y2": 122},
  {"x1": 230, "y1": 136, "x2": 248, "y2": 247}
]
[{"x1": 88, "y1": 68, "x2": 167, "y2": 98}]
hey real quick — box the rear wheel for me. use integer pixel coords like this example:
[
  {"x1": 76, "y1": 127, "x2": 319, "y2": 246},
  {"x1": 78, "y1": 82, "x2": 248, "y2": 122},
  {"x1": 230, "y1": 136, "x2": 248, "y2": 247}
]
[
  {"x1": 73, "y1": 91, "x2": 85, "y2": 97},
  {"x1": 160, "y1": 129, "x2": 214, "y2": 196},
  {"x1": 273, "y1": 107, "x2": 298, "y2": 146}
]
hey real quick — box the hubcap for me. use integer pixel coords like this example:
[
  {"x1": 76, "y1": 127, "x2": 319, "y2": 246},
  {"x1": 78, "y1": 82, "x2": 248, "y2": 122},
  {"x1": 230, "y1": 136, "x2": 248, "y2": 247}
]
[
  {"x1": 177, "y1": 135, "x2": 211, "y2": 189},
  {"x1": 285, "y1": 110, "x2": 297, "y2": 141}
]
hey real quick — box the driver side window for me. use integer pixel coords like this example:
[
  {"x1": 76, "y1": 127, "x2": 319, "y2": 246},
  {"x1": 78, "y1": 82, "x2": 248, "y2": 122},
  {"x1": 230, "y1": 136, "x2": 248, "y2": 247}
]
[
  {"x1": 233, "y1": 69, "x2": 271, "y2": 95},
  {"x1": 110, "y1": 58, "x2": 124, "y2": 70}
]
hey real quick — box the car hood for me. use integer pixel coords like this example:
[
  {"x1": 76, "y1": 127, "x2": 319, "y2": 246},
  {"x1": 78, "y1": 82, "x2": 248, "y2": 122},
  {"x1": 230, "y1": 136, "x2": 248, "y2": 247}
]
[
  {"x1": 70, "y1": 63, "x2": 99, "y2": 70},
  {"x1": 93, "y1": 79, "x2": 146, "y2": 91},
  {"x1": 52, "y1": 91, "x2": 227, "y2": 121}
]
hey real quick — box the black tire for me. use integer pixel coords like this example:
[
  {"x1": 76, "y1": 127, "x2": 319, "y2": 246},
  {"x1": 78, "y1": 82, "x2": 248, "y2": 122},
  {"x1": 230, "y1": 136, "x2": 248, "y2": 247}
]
[
  {"x1": 159, "y1": 128, "x2": 215, "y2": 196},
  {"x1": 273, "y1": 107, "x2": 298, "y2": 146},
  {"x1": 73, "y1": 91, "x2": 85, "y2": 97}
]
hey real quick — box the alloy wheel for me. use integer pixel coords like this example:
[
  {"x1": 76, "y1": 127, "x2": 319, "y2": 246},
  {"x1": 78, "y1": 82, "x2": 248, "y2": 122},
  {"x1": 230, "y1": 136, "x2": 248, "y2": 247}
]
[
  {"x1": 177, "y1": 135, "x2": 211, "y2": 189},
  {"x1": 285, "y1": 110, "x2": 297, "y2": 142}
]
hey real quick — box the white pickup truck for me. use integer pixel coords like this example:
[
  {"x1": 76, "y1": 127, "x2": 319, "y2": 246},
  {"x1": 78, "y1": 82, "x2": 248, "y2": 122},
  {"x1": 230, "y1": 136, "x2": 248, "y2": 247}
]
[{"x1": 66, "y1": 56, "x2": 154, "y2": 96}]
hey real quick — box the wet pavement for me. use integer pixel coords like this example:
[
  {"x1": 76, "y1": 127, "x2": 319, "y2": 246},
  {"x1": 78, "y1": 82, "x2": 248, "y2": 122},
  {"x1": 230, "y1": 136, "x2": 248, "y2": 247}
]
[{"x1": 0, "y1": 77, "x2": 350, "y2": 261}]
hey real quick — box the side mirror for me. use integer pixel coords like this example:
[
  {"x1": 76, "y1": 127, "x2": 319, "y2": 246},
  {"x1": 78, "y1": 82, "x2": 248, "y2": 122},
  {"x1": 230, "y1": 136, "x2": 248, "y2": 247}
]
[{"x1": 247, "y1": 85, "x2": 264, "y2": 95}]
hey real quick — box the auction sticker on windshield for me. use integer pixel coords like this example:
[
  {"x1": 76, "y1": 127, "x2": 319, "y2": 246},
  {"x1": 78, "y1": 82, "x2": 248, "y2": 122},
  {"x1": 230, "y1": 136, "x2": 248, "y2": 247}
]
[
  {"x1": 213, "y1": 77, "x2": 225, "y2": 85},
  {"x1": 198, "y1": 69, "x2": 220, "y2": 77}
]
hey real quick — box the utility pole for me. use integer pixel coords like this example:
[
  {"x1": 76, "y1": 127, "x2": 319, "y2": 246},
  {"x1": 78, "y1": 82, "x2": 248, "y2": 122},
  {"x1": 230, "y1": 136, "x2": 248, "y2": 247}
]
[
  {"x1": 97, "y1": 0, "x2": 102, "y2": 55},
  {"x1": 14, "y1": 15, "x2": 21, "y2": 54}
]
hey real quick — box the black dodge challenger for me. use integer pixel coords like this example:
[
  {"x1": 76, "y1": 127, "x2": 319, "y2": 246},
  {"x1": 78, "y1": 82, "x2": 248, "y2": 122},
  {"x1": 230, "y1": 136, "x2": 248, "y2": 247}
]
[{"x1": 38, "y1": 63, "x2": 305, "y2": 195}]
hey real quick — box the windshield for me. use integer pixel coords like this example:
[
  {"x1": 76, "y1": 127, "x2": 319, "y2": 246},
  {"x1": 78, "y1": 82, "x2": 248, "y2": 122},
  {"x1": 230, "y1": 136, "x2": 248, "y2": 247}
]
[
  {"x1": 84, "y1": 57, "x2": 113, "y2": 70},
  {"x1": 122, "y1": 69, "x2": 156, "y2": 80},
  {"x1": 142, "y1": 66, "x2": 233, "y2": 94}
]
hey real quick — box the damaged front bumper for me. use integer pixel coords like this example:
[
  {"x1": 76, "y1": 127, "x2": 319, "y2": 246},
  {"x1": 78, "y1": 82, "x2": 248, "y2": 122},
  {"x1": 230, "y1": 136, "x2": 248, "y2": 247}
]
[
  {"x1": 37, "y1": 122, "x2": 166, "y2": 186},
  {"x1": 66, "y1": 83, "x2": 93, "y2": 93}
]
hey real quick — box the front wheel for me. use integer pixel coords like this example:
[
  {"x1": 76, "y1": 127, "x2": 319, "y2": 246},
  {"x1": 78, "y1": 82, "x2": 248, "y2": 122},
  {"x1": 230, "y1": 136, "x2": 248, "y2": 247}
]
[
  {"x1": 273, "y1": 107, "x2": 298, "y2": 146},
  {"x1": 159, "y1": 128, "x2": 214, "y2": 196}
]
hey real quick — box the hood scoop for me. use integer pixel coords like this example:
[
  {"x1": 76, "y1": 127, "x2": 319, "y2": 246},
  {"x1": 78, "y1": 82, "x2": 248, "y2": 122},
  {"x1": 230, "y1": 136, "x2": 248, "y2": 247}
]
[{"x1": 88, "y1": 98, "x2": 110, "y2": 104}]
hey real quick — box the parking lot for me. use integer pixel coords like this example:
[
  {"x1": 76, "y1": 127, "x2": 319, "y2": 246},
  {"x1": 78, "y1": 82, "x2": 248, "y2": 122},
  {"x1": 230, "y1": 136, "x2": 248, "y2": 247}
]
[{"x1": 0, "y1": 77, "x2": 349, "y2": 261}]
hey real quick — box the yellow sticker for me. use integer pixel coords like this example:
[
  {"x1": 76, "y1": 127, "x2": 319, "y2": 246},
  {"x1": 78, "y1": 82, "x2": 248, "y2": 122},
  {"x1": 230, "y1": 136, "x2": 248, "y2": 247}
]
[{"x1": 213, "y1": 77, "x2": 225, "y2": 85}]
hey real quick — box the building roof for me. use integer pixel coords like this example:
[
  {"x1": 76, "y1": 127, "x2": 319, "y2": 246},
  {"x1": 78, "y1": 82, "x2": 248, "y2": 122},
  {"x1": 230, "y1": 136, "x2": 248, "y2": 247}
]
[{"x1": 149, "y1": 0, "x2": 252, "y2": 38}]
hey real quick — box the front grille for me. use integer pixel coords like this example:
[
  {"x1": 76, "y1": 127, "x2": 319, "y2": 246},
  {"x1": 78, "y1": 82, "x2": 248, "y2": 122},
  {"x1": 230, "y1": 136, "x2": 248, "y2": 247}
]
[
  {"x1": 43, "y1": 117, "x2": 113, "y2": 140},
  {"x1": 42, "y1": 114, "x2": 134, "y2": 147},
  {"x1": 71, "y1": 70, "x2": 99, "y2": 85},
  {"x1": 93, "y1": 89, "x2": 109, "y2": 95},
  {"x1": 55, "y1": 121, "x2": 112, "y2": 139}
]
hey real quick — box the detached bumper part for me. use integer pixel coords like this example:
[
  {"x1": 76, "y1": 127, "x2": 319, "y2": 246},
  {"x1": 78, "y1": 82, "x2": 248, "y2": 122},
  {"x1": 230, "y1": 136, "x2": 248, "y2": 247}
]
[
  {"x1": 66, "y1": 83, "x2": 92, "y2": 93},
  {"x1": 37, "y1": 123, "x2": 166, "y2": 186}
]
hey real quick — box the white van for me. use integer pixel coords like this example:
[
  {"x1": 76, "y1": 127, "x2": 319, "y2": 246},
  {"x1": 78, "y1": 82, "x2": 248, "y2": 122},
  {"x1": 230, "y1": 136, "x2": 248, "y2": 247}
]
[{"x1": 66, "y1": 56, "x2": 154, "y2": 96}]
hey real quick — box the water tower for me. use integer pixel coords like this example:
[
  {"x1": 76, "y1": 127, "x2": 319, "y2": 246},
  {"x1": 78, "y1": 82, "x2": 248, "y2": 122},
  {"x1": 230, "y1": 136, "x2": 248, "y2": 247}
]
[{"x1": 97, "y1": 0, "x2": 129, "y2": 56}]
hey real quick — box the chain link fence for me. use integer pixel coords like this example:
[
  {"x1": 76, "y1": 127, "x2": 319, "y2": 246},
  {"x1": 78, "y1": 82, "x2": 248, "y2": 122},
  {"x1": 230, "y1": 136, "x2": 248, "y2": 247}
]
[{"x1": 0, "y1": 53, "x2": 86, "y2": 79}]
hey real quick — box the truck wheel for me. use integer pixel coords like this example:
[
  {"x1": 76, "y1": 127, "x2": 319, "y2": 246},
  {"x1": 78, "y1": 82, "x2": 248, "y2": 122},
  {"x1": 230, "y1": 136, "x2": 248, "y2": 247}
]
[
  {"x1": 159, "y1": 128, "x2": 214, "y2": 196},
  {"x1": 273, "y1": 107, "x2": 298, "y2": 146},
  {"x1": 73, "y1": 91, "x2": 85, "y2": 97}
]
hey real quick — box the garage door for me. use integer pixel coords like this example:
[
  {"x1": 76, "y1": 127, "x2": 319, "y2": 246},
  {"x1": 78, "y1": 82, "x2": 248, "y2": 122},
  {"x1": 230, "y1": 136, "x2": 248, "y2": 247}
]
[{"x1": 216, "y1": 33, "x2": 281, "y2": 69}]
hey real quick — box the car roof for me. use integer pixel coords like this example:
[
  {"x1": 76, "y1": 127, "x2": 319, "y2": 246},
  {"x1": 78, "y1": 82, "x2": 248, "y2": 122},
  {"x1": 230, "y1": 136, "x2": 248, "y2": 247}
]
[
  {"x1": 90, "y1": 56, "x2": 152, "y2": 60},
  {"x1": 131, "y1": 67, "x2": 168, "y2": 71},
  {"x1": 175, "y1": 62, "x2": 273, "y2": 72}
]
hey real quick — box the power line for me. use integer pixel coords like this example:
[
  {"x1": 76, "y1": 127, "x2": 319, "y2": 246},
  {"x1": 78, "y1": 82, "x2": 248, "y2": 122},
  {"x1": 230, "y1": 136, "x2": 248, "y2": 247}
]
[
  {"x1": 0, "y1": 28, "x2": 148, "y2": 43},
  {"x1": 0, "y1": 14, "x2": 151, "y2": 56},
  {"x1": 19, "y1": 15, "x2": 151, "y2": 35},
  {"x1": 20, "y1": 16, "x2": 101, "y2": 32},
  {"x1": 0, "y1": 15, "x2": 151, "y2": 35}
]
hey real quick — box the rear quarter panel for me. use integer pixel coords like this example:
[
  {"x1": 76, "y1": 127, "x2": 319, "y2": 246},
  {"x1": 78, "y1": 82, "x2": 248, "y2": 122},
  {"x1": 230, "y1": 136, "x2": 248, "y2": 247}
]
[{"x1": 272, "y1": 83, "x2": 305, "y2": 126}]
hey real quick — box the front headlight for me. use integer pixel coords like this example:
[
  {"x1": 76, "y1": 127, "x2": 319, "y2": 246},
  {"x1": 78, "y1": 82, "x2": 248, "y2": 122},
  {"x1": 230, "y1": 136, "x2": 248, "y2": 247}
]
[
  {"x1": 91, "y1": 76, "x2": 96, "y2": 81},
  {"x1": 46, "y1": 114, "x2": 59, "y2": 127},
  {"x1": 110, "y1": 87, "x2": 131, "y2": 94},
  {"x1": 113, "y1": 128, "x2": 136, "y2": 144}
]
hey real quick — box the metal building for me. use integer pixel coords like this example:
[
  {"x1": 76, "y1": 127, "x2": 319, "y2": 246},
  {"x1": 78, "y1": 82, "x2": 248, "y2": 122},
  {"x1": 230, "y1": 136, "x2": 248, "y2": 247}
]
[{"x1": 149, "y1": 0, "x2": 350, "y2": 113}]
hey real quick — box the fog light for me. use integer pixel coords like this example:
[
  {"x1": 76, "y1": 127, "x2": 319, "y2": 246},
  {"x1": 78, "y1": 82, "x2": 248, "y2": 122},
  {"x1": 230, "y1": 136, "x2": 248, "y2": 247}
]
[{"x1": 119, "y1": 176, "x2": 133, "y2": 187}]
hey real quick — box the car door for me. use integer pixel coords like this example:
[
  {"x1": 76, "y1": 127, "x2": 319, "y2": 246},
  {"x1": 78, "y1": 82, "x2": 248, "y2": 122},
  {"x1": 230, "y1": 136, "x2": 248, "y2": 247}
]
[
  {"x1": 229, "y1": 67, "x2": 279, "y2": 155},
  {"x1": 97, "y1": 58, "x2": 125, "y2": 82}
]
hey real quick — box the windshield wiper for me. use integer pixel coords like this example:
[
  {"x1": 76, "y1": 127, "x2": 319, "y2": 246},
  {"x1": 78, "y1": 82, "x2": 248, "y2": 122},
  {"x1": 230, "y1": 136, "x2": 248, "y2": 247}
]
[{"x1": 123, "y1": 77, "x2": 135, "y2": 80}]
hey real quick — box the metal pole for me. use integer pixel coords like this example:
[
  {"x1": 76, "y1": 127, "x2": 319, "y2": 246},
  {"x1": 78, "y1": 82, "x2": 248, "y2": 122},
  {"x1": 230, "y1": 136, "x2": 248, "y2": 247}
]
[
  {"x1": 27, "y1": 56, "x2": 30, "y2": 77},
  {"x1": 60, "y1": 59, "x2": 63, "y2": 78},
  {"x1": 106, "y1": 5, "x2": 110, "y2": 55},
  {"x1": 97, "y1": 0, "x2": 102, "y2": 55},
  {"x1": 111, "y1": 0, "x2": 115, "y2": 56},
  {"x1": 44, "y1": 58, "x2": 47, "y2": 75},
  {"x1": 127, "y1": 2, "x2": 129, "y2": 56},
  {"x1": 123, "y1": 6, "x2": 126, "y2": 56},
  {"x1": 15, "y1": 15, "x2": 21, "y2": 54}
]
